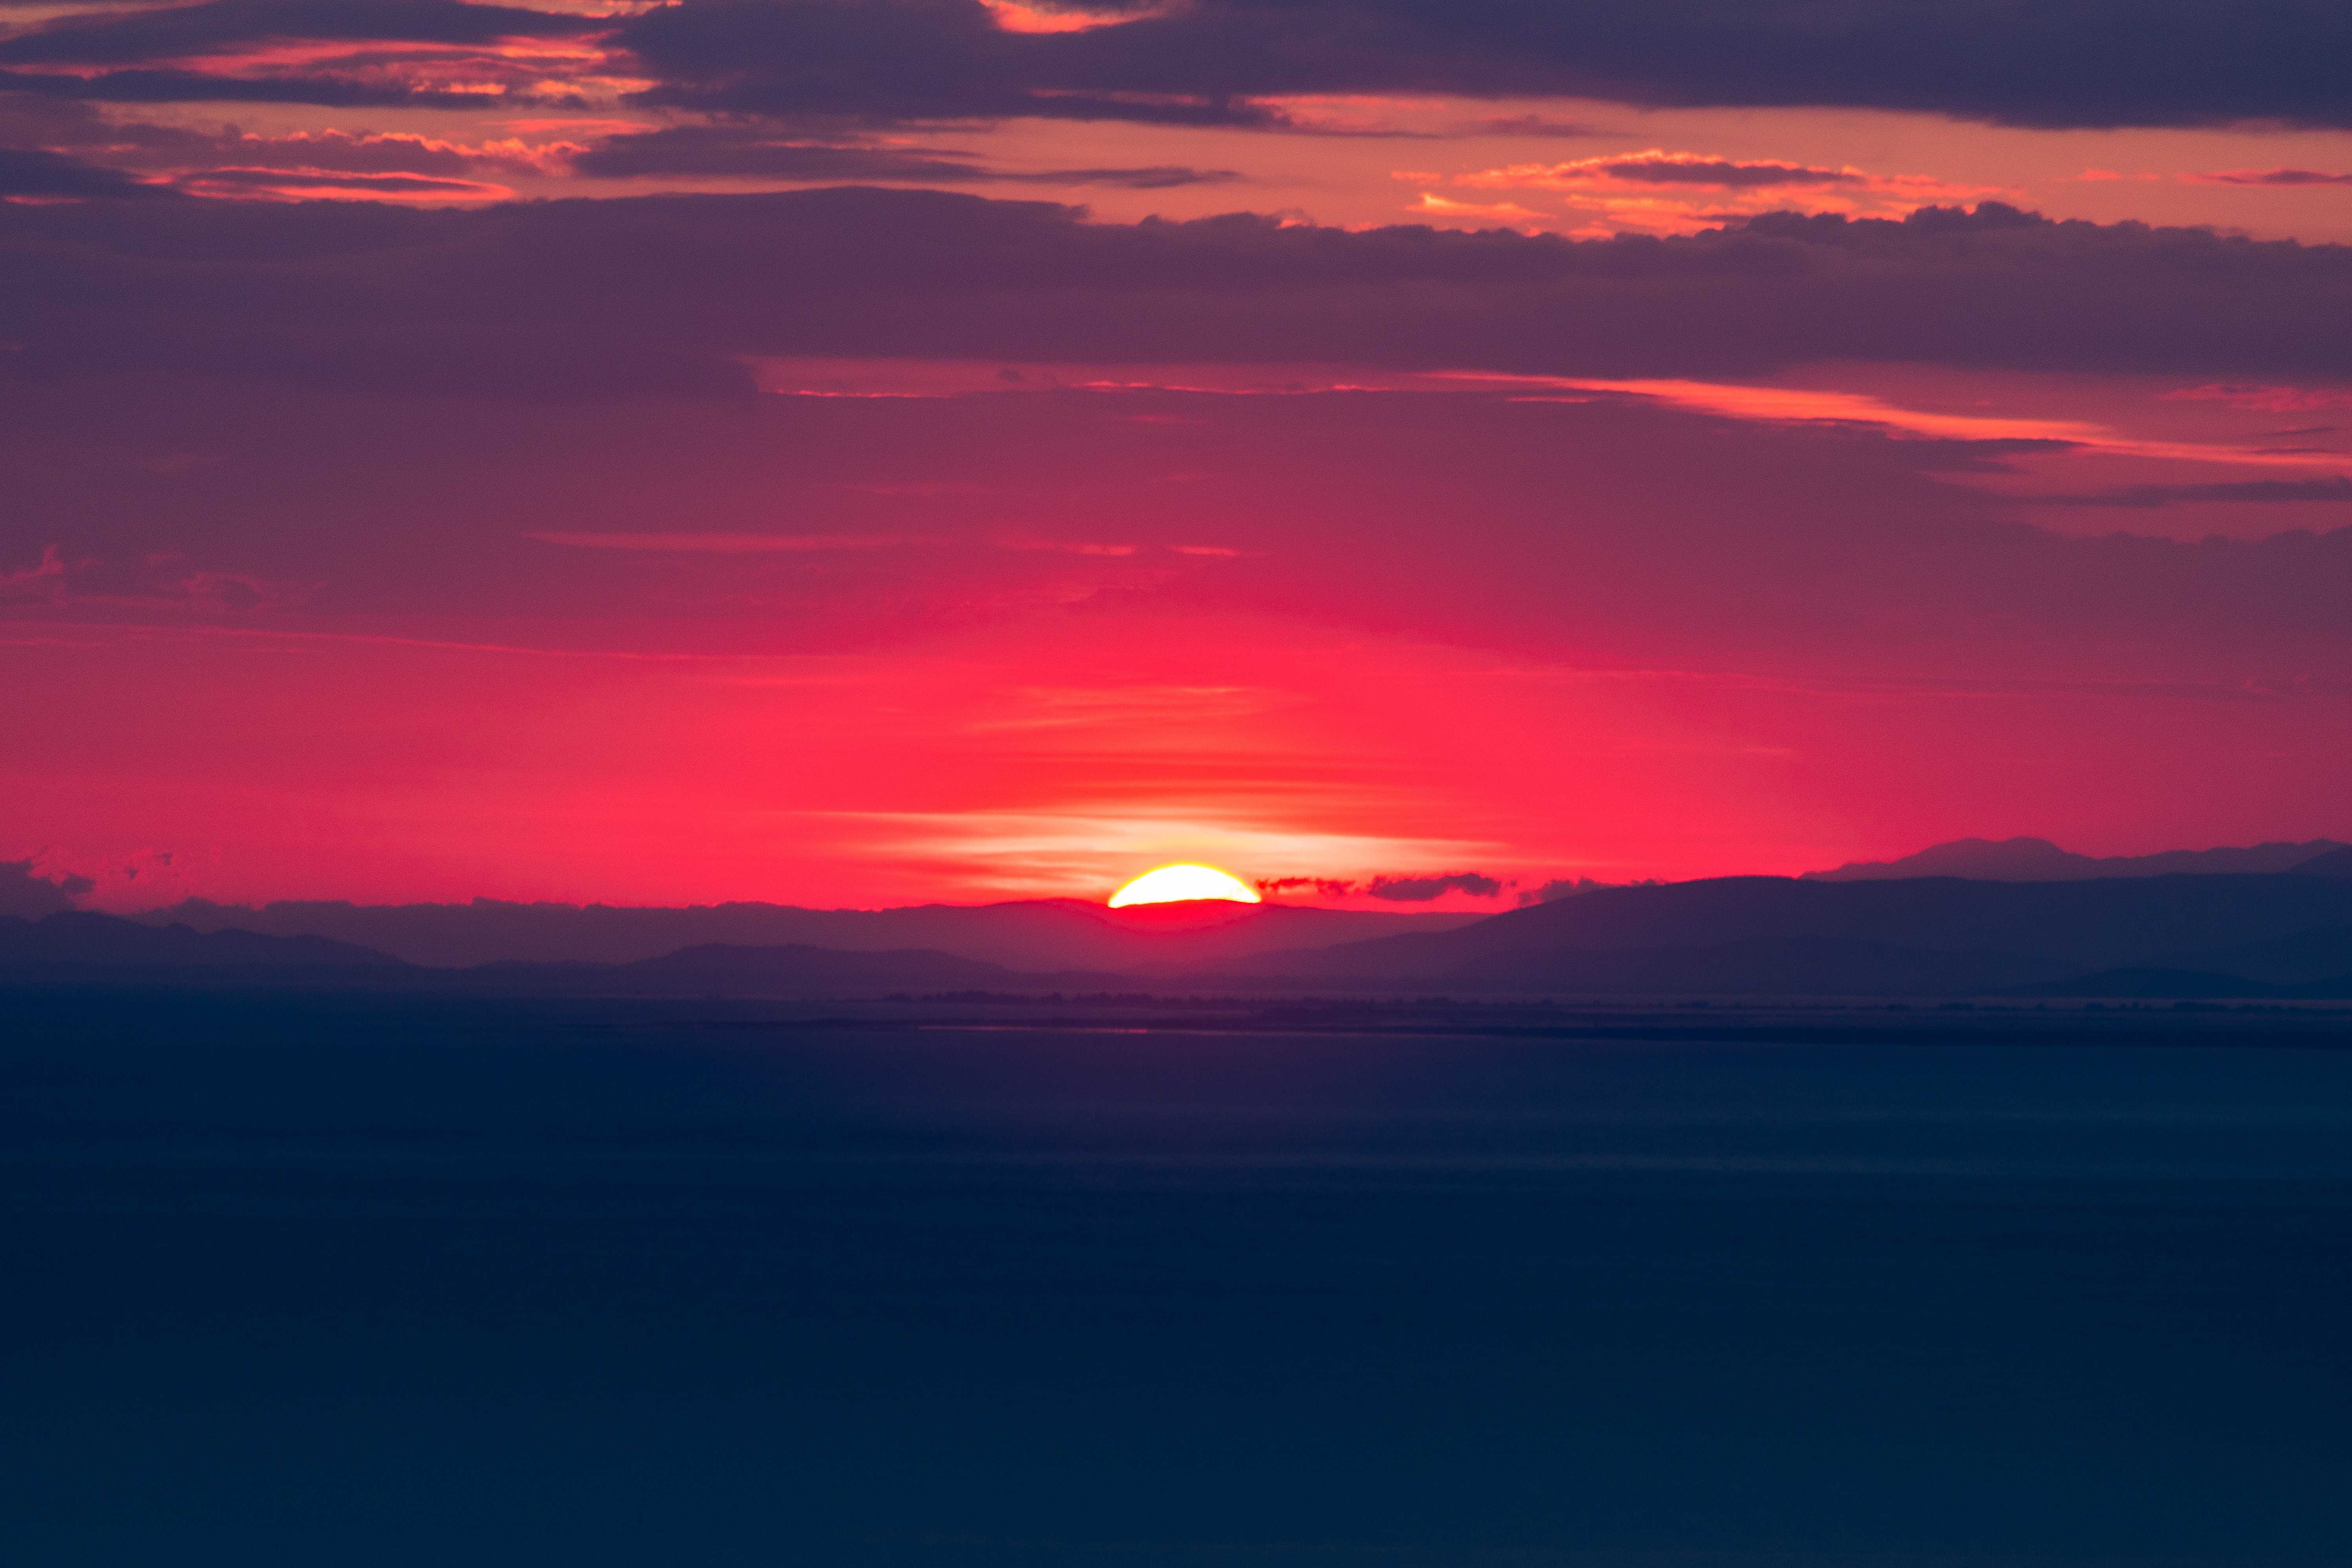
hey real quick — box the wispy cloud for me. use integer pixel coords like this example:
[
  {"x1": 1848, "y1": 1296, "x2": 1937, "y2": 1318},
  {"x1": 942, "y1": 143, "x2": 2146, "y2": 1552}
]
[
  {"x1": 2183, "y1": 167, "x2": 2352, "y2": 187},
  {"x1": 1435, "y1": 148, "x2": 2010, "y2": 234},
  {"x1": 1477, "y1": 375, "x2": 2352, "y2": 473},
  {"x1": 2164, "y1": 383, "x2": 2352, "y2": 413},
  {"x1": 177, "y1": 166, "x2": 514, "y2": 203},
  {"x1": 528, "y1": 532, "x2": 915, "y2": 552},
  {"x1": 813, "y1": 808, "x2": 1507, "y2": 899}
]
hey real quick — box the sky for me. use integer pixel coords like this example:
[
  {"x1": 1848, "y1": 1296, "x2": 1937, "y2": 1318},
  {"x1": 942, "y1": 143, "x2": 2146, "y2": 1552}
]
[{"x1": 3, "y1": 0, "x2": 2350, "y2": 912}]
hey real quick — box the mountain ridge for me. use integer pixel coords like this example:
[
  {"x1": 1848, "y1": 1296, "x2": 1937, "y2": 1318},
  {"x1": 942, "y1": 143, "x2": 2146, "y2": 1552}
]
[
  {"x1": 124, "y1": 896, "x2": 1481, "y2": 970},
  {"x1": 1804, "y1": 836, "x2": 2348, "y2": 883},
  {"x1": 1220, "y1": 872, "x2": 2352, "y2": 993},
  {"x1": 0, "y1": 912, "x2": 405, "y2": 972}
]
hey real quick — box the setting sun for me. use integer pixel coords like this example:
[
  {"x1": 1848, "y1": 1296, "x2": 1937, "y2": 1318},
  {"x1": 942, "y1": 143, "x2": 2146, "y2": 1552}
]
[{"x1": 1107, "y1": 864, "x2": 1262, "y2": 907}]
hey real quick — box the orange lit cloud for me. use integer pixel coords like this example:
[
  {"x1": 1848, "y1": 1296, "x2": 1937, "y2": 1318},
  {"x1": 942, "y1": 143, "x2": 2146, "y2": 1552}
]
[
  {"x1": 1480, "y1": 150, "x2": 1868, "y2": 190},
  {"x1": 1408, "y1": 191, "x2": 1552, "y2": 229},
  {"x1": 176, "y1": 167, "x2": 515, "y2": 204},
  {"x1": 1437, "y1": 148, "x2": 2010, "y2": 234},
  {"x1": 1489, "y1": 376, "x2": 2352, "y2": 474},
  {"x1": 211, "y1": 128, "x2": 584, "y2": 175},
  {"x1": 978, "y1": 0, "x2": 1167, "y2": 34},
  {"x1": 4, "y1": 31, "x2": 641, "y2": 103}
]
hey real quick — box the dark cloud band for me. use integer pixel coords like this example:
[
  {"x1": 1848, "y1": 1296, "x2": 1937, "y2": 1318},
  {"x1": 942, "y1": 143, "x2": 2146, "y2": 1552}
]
[
  {"x1": 9, "y1": 0, "x2": 2348, "y2": 127},
  {"x1": 7, "y1": 188, "x2": 2352, "y2": 399},
  {"x1": 617, "y1": 0, "x2": 2352, "y2": 131}
]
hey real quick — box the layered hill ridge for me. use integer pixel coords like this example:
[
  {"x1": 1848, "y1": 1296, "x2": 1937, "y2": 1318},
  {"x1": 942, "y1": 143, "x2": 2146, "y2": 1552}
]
[
  {"x1": 22, "y1": 845, "x2": 2352, "y2": 998},
  {"x1": 1225, "y1": 873, "x2": 2352, "y2": 995},
  {"x1": 0, "y1": 912, "x2": 405, "y2": 973},
  {"x1": 128, "y1": 896, "x2": 1479, "y2": 970},
  {"x1": 463, "y1": 943, "x2": 1037, "y2": 997}
]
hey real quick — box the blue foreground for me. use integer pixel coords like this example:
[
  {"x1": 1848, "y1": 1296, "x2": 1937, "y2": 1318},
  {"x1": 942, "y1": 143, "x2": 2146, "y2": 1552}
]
[{"x1": 4, "y1": 992, "x2": 2350, "y2": 1565}]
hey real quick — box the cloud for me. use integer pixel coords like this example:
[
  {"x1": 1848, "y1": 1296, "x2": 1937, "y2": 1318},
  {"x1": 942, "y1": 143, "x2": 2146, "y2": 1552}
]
[
  {"x1": 2165, "y1": 384, "x2": 2352, "y2": 413},
  {"x1": 1457, "y1": 114, "x2": 1602, "y2": 138},
  {"x1": 7, "y1": 0, "x2": 2350, "y2": 129},
  {"x1": 976, "y1": 0, "x2": 1167, "y2": 35},
  {"x1": 0, "y1": 856, "x2": 89, "y2": 916},
  {"x1": 0, "y1": 0, "x2": 610, "y2": 107},
  {"x1": 0, "y1": 103, "x2": 585, "y2": 198},
  {"x1": 1509, "y1": 152, "x2": 1866, "y2": 190},
  {"x1": 1256, "y1": 875, "x2": 1358, "y2": 898},
  {"x1": 8, "y1": 367, "x2": 2352, "y2": 871},
  {"x1": 1517, "y1": 876, "x2": 1609, "y2": 905},
  {"x1": 529, "y1": 531, "x2": 914, "y2": 551},
  {"x1": 1008, "y1": 164, "x2": 1240, "y2": 190},
  {"x1": 571, "y1": 124, "x2": 1238, "y2": 188},
  {"x1": 1447, "y1": 149, "x2": 2008, "y2": 234},
  {"x1": 2187, "y1": 168, "x2": 2352, "y2": 186},
  {"x1": 12, "y1": 190, "x2": 2352, "y2": 400},
  {"x1": 0, "y1": 544, "x2": 67, "y2": 600},
  {"x1": 0, "y1": 1, "x2": 602, "y2": 66},
  {"x1": 1364, "y1": 871, "x2": 1505, "y2": 901},
  {"x1": 175, "y1": 166, "x2": 515, "y2": 201},
  {"x1": 0, "y1": 141, "x2": 163, "y2": 197},
  {"x1": 618, "y1": 0, "x2": 1283, "y2": 127},
  {"x1": 573, "y1": 128, "x2": 1015, "y2": 183},
  {"x1": 2024, "y1": 477, "x2": 2352, "y2": 509},
  {"x1": 176, "y1": 128, "x2": 571, "y2": 178},
  {"x1": 1523, "y1": 377, "x2": 2352, "y2": 475},
  {"x1": 0, "y1": 64, "x2": 548, "y2": 107},
  {"x1": 608, "y1": 0, "x2": 2352, "y2": 131}
]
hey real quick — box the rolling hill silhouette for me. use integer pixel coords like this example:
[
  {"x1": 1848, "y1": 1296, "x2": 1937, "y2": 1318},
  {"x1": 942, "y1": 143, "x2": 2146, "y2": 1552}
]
[
  {"x1": 0, "y1": 911, "x2": 405, "y2": 975},
  {"x1": 462, "y1": 942, "x2": 1040, "y2": 997},
  {"x1": 131, "y1": 896, "x2": 1478, "y2": 970},
  {"x1": 26, "y1": 861, "x2": 2352, "y2": 1000},
  {"x1": 1223, "y1": 873, "x2": 2352, "y2": 995}
]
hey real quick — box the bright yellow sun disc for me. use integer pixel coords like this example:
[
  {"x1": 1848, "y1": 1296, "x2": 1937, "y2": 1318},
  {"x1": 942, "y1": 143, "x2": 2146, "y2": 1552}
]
[{"x1": 1108, "y1": 864, "x2": 1262, "y2": 907}]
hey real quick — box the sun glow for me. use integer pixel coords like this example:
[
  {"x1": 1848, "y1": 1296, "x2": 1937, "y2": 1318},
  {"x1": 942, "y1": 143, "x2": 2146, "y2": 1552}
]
[{"x1": 1108, "y1": 863, "x2": 1262, "y2": 907}]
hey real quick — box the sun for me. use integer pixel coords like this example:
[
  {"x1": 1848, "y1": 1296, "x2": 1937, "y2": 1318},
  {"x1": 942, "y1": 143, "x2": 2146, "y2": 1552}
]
[{"x1": 1108, "y1": 864, "x2": 1262, "y2": 908}]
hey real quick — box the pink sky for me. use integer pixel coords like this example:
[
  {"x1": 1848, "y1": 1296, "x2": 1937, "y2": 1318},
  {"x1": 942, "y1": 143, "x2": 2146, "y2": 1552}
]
[{"x1": 4, "y1": 0, "x2": 2349, "y2": 909}]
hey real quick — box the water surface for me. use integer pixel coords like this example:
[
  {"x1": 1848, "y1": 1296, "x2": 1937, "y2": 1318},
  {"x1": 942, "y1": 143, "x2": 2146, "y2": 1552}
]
[{"x1": 5, "y1": 993, "x2": 2349, "y2": 1565}]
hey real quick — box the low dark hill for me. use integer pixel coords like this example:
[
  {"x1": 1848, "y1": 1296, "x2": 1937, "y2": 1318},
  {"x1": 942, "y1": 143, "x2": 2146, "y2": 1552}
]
[
  {"x1": 2005, "y1": 967, "x2": 2352, "y2": 1000},
  {"x1": 461, "y1": 943, "x2": 1029, "y2": 998},
  {"x1": 2293, "y1": 846, "x2": 2352, "y2": 878},
  {"x1": 2006, "y1": 968, "x2": 2289, "y2": 1000},
  {"x1": 0, "y1": 911, "x2": 405, "y2": 977},
  {"x1": 1231, "y1": 874, "x2": 2352, "y2": 993},
  {"x1": 2166, "y1": 922, "x2": 2352, "y2": 984},
  {"x1": 131, "y1": 896, "x2": 1480, "y2": 970},
  {"x1": 1426, "y1": 936, "x2": 2062, "y2": 998}
]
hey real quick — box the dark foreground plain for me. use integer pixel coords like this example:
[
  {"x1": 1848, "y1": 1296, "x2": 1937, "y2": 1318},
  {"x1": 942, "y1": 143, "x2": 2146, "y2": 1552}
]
[{"x1": 5, "y1": 992, "x2": 2351, "y2": 1567}]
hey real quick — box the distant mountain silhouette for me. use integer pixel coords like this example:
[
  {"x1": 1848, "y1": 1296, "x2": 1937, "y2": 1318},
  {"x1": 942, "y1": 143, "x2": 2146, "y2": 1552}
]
[
  {"x1": 1224, "y1": 873, "x2": 2352, "y2": 995},
  {"x1": 46, "y1": 869, "x2": 2352, "y2": 1000},
  {"x1": 129, "y1": 896, "x2": 1479, "y2": 970},
  {"x1": 1804, "y1": 837, "x2": 2348, "y2": 882},
  {"x1": 0, "y1": 912, "x2": 404, "y2": 973}
]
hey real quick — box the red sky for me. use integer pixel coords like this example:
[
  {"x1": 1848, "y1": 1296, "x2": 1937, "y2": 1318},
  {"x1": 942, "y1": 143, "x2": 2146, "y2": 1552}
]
[{"x1": 4, "y1": 1, "x2": 2350, "y2": 910}]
